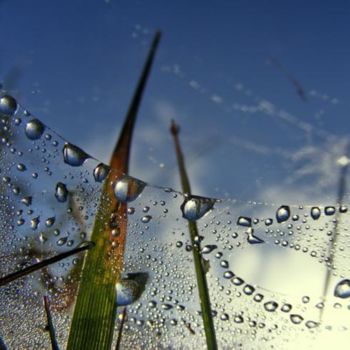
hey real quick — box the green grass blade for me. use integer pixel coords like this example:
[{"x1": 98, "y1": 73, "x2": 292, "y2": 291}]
[
  {"x1": 170, "y1": 121, "x2": 218, "y2": 350},
  {"x1": 44, "y1": 296, "x2": 60, "y2": 350},
  {"x1": 67, "y1": 31, "x2": 161, "y2": 350}
]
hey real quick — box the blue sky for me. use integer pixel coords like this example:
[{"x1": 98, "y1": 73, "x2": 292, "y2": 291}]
[{"x1": 1, "y1": 0, "x2": 350, "y2": 201}]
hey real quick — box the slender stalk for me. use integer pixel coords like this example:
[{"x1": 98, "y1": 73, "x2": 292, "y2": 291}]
[
  {"x1": 0, "y1": 241, "x2": 94, "y2": 287},
  {"x1": 44, "y1": 296, "x2": 60, "y2": 350},
  {"x1": 320, "y1": 140, "x2": 350, "y2": 321},
  {"x1": 170, "y1": 120, "x2": 217, "y2": 350},
  {"x1": 115, "y1": 307, "x2": 127, "y2": 350},
  {"x1": 67, "y1": 31, "x2": 161, "y2": 350}
]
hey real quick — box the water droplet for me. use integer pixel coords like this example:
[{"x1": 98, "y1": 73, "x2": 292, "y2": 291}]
[
  {"x1": 21, "y1": 196, "x2": 32, "y2": 206},
  {"x1": 281, "y1": 303, "x2": 292, "y2": 312},
  {"x1": 115, "y1": 272, "x2": 148, "y2": 307},
  {"x1": 305, "y1": 320, "x2": 318, "y2": 329},
  {"x1": 276, "y1": 206, "x2": 290, "y2": 223},
  {"x1": 181, "y1": 195, "x2": 215, "y2": 221},
  {"x1": 25, "y1": 119, "x2": 45, "y2": 140},
  {"x1": 334, "y1": 279, "x2": 350, "y2": 298},
  {"x1": 237, "y1": 216, "x2": 251, "y2": 227},
  {"x1": 290, "y1": 314, "x2": 304, "y2": 325},
  {"x1": 310, "y1": 207, "x2": 321, "y2": 220},
  {"x1": 45, "y1": 217, "x2": 55, "y2": 227},
  {"x1": 16, "y1": 163, "x2": 26, "y2": 172},
  {"x1": 234, "y1": 315, "x2": 244, "y2": 324},
  {"x1": 63, "y1": 143, "x2": 89, "y2": 167},
  {"x1": 201, "y1": 245, "x2": 217, "y2": 254},
  {"x1": 30, "y1": 217, "x2": 40, "y2": 230},
  {"x1": 141, "y1": 215, "x2": 152, "y2": 223},
  {"x1": 264, "y1": 301, "x2": 278, "y2": 312},
  {"x1": 113, "y1": 175, "x2": 146, "y2": 203},
  {"x1": 55, "y1": 182, "x2": 68, "y2": 203},
  {"x1": 265, "y1": 218, "x2": 273, "y2": 226},
  {"x1": 232, "y1": 277, "x2": 244, "y2": 286},
  {"x1": 220, "y1": 260, "x2": 229, "y2": 268},
  {"x1": 223, "y1": 271, "x2": 234, "y2": 279},
  {"x1": 243, "y1": 284, "x2": 255, "y2": 295},
  {"x1": 57, "y1": 237, "x2": 68, "y2": 246},
  {"x1": 325, "y1": 206, "x2": 336, "y2": 216},
  {"x1": 93, "y1": 163, "x2": 110, "y2": 182},
  {"x1": 340, "y1": 205, "x2": 348, "y2": 213},
  {"x1": 246, "y1": 227, "x2": 264, "y2": 244},
  {"x1": 0, "y1": 95, "x2": 17, "y2": 116}
]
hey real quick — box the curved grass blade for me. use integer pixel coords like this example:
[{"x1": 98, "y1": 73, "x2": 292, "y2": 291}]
[
  {"x1": 44, "y1": 296, "x2": 60, "y2": 350},
  {"x1": 0, "y1": 241, "x2": 94, "y2": 287},
  {"x1": 67, "y1": 31, "x2": 161, "y2": 350},
  {"x1": 170, "y1": 120, "x2": 217, "y2": 350}
]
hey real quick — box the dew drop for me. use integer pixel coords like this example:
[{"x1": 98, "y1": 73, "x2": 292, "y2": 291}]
[
  {"x1": 246, "y1": 227, "x2": 264, "y2": 244},
  {"x1": 113, "y1": 175, "x2": 146, "y2": 203},
  {"x1": 201, "y1": 245, "x2": 217, "y2": 254},
  {"x1": 237, "y1": 216, "x2": 252, "y2": 227},
  {"x1": 181, "y1": 195, "x2": 215, "y2": 221},
  {"x1": 45, "y1": 217, "x2": 55, "y2": 227},
  {"x1": 141, "y1": 215, "x2": 152, "y2": 224},
  {"x1": 305, "y1": 320, "x2": 318, "y2": 329},
  {"x1": 234, "y1": 315, "x2": 244, "y2": 324},
  {"x1": 57, "y1": 237, "x2": 68, "y2": 246},
  {"x1": 115, "y1": 273, "x2": 148, "y2": 307},
  {"x1": 290, "y1": 314, "x2": 304, "y2": 325},
  {"x1": 55, "y1": 182, "x2": 68, "y2": 203},
  {"x1": 265, "y1": 218, "x2": 273, "y2": 226},
  {"x1": 25, "y1": 119, "x2": 45, "y2": 140},
  {"x1": 264, "y1": 301, "x2": 278, "y2": 312},
  {"x1": 223, "y1": 271, "x2": 234, "y2": 279},
  {"x1": 0, "y1": 95, "x2": 17, "y2": 116},
  {"x1": 63, "y1": 143, "x2": 89, "y2": 167},
  {"x1": 93, "y1": 163, "x2": 110, "y2": 182},
  {"x1": 310, "y1": 207, "x2": 321, "y2": 220},
  {"x1": 276, "y1": 205, "x2": 290, "y2": 223},
  {"x1": 334, "y1": 279, "x2": 350, "y2": 298},
  {"x1": 325, "y1": 206, "x2": 336, "y2": 216}
]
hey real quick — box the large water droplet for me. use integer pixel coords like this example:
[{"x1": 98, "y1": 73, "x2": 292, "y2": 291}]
[
  {"x1": 310, "y1": 207, "x2": 321, "y2": 220},
  {"x1": 276, "y1": 205, "x2": 290, "y2": 223},
  {"x1": 0, "y1": 95, "x2": 17, "y2": 116},
  {"x1": 55, "y1": 182, "x2": 68, "y2": 203},
  {"x1": 237, "y1": 216, "x2": 251, "y2": 227},
  {"x1": 201, "y1": 245, "x2": 217, "y2": 254},
  {"x1": 113, "y1": 175, "x2": 146, "y2": 203},
  {"x1": 334, "y1": 279, "x2": 350, "y2": 298},
  {"x1": 181, "y1": 195, "x2": 215, "y2": 221},
  {"x1": 63, "y1": 143, "x2": 89, "y2": 167},
  {"x1": 93, "y1": 163, "x2": 110, "y2": 182},
  {"x1": 116, "y1": 272, "x2": 148, "y2": 306},
  {"x1": 25, "y1": 119, "x2": 45, "y2": 140}
]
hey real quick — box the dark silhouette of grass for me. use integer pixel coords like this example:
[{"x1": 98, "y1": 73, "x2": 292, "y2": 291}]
[{"x1": 44, "y1": 296, "x2": 60, "y2": 350}]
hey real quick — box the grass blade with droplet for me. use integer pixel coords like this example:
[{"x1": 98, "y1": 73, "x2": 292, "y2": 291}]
[
  {"x1": 170, "y1": 120, "x2": 218, "y2": 350},
  {"x1": 0, "y1": 241, "x2": 94, "y2": 287},
  {"x1": 44, "y1": 296, "x2": 60, "y2": 350},
  {"x1": 67, "y1": 31, "x2": 161, "y2": 350},
  {"x1": 115, "y1": 307, "x2": 127, "y2": 350}
]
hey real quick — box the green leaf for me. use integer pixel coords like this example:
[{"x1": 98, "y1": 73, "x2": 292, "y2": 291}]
[{"x1": 67, "y1": 31, "x2": 161, "y2": 350}]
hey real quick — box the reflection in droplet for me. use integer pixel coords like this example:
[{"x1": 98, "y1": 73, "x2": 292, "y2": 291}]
[
  {"x1": 201, "y1": 245, "x2": 217, "y2": 254},
  {"x1": 0, "y1": 95, "x2": 17, "y2": 116},
  {"x1": 25, "y1": 119, "x2": 45, "y2": 140},
  {"x1": 141, "y1": 215, "x2": 152, "y2": 223},
  {"x1": 113, "y1": 175, "x2": 146, "y2": 203},
  {"x1": 334, "y1": 279, "x2": 350, "y2": 298},
  {"x1": 116, "y1": 273, "x2": 148, "y2": 307},
  {"x1": 55, "y1": 182, "x2": 68, "y2": 203},
  {"x1": 310, "y1": 207, "x2": 321, "y2": 220},
  {"x1": 181, "y1": 196, "x2": 215, "y2": 221},
  {"x1": 93, "y1": 163, "x2": 110, "y2": 182},
  {"x1": 276, "y1": 206, "x2": 290, "y2": 223},
  {"x1": 63, "y1": 143, "x2": 90, "y2": 167}
]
